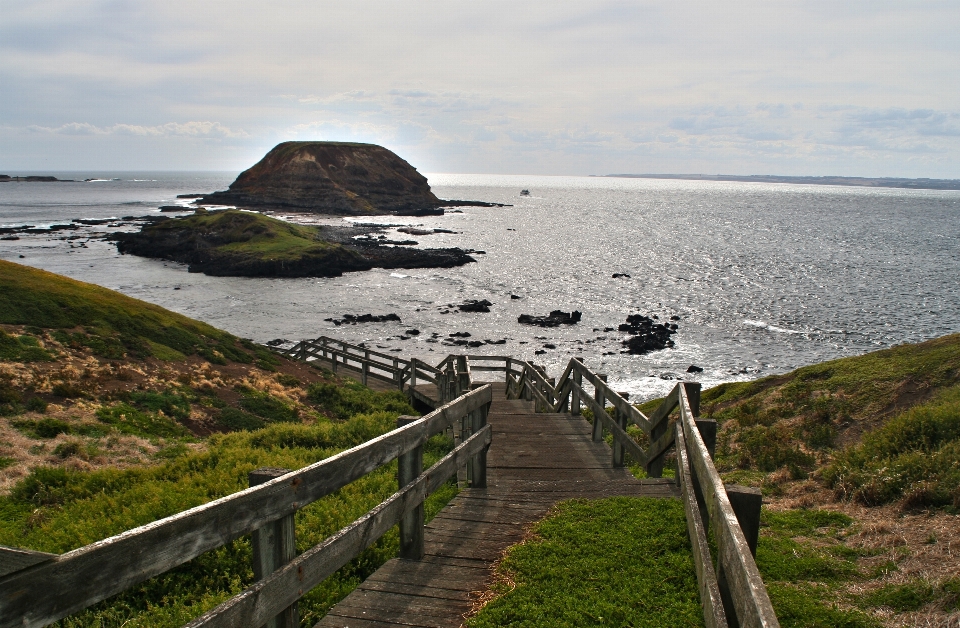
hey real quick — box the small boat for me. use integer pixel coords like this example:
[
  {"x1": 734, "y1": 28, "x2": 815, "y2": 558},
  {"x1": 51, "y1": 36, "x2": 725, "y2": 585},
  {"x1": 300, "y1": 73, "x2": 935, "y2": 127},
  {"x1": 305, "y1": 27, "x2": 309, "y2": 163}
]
[{"x1": 519, "y1": 189, "x2": 530, "y2": 196}]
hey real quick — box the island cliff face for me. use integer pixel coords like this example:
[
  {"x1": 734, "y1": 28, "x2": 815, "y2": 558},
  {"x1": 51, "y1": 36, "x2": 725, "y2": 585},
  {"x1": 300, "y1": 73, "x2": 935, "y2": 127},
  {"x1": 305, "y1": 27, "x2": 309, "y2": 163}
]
[{"x1": 200, "y1": 142, "x2": 443, "y2": 215}]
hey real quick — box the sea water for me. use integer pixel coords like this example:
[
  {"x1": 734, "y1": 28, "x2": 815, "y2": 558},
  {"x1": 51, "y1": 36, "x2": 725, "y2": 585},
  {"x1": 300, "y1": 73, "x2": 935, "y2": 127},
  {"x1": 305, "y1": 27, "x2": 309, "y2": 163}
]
[{"x1": 1, "y1": 172, "x2": 958, "y2": 400}]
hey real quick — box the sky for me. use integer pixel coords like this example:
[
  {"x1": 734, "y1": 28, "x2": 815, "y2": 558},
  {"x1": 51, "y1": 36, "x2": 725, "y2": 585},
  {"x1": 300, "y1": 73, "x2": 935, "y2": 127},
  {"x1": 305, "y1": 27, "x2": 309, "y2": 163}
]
[{"x1": 1, "y1": 1, "x2": 958, "y2": 177}]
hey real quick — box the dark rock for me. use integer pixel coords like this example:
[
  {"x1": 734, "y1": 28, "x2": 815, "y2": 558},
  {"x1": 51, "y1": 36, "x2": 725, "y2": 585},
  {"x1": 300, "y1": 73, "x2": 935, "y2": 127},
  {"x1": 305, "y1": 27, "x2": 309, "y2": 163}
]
[
  {"x1": 543, "y1": 344, "x2": 556, "y2": 349},
  {"x1": 484, "y1": 339, "x2": 507, "y2": 345},
  {"x1": 176, "y1": 194, "x2": 205, "y2": 198},
  {"x1": 670, "y1": 315, "x2": 681, "y2": 321},
  {"x1": 518, "y1": 310, "x2": 582, "y2": 327},
  {"x1": 405, "y1": 329, "x2": 420, "y2": 336},
  {"x1": 467, "y1": 340, "x2": 483, "y2": 348},
  {"x1": 266, "y1": 339, "x2": 288, "y2": 346},
  {"x1": 458, "y1": 299, "x2": 492, "y2": 313},
  {"x1": 159, "y1": 205, "x2": 190, "y2": 212},
  {"x1": 324, "y1": 313, "x2": 402, "y2": 326},
  {"x1": 397, "y1": 227, "x2": 434, "y2": 236},
  {"x1": 510, "y1": 294, "x2": 521, "y2": 299},
  {"x1": 534, "y1": 350, "x2": 546, "y2": 355},
  {"x1": 686, "y1": 364, "x2": 704, "y2": 373},
  {"x1": 659, "y1": 372, "x2": 681, "y2": 380},
  {"x1": 72, "y1": 218, "x2": 113, "y2": 225},
  {"x1": 1, "y1": 236, "x2": 19, "y2": 241},
  {"x1": 619, "y1": 313, "x2": 677, "y2": 355},
  {"x1": 617, "y1": 392, "x2": 630, "y2": 400},
  {"x1": 449, "y1": 332, "x2": 471, "y2": 338},
  {"x1": 612, "y1": 273, "x2": 631, "y2": 278}
]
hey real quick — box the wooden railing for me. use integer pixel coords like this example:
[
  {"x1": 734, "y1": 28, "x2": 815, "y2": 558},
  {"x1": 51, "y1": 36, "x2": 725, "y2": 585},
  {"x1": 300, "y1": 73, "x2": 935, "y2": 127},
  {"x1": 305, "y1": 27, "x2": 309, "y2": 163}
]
[
  {"x1": 0, "y1": 386, "x2": 493, "y2": 628},
  {"x1": 505, "y1": 358, "x2": 779, "y2": 628}
]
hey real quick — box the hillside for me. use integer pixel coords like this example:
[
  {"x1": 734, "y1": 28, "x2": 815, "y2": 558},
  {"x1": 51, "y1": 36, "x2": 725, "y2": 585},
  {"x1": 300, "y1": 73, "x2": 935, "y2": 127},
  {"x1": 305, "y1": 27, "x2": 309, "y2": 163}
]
[
  {"x1": 200, "y1": 141, "x2": 443, "y2": 215},
  {"x1": 113, "y1": 209, "x2": 476, "y2": 277},
  {"x1": 0, "y1": 259, "x2": 459, "y2": 626}
]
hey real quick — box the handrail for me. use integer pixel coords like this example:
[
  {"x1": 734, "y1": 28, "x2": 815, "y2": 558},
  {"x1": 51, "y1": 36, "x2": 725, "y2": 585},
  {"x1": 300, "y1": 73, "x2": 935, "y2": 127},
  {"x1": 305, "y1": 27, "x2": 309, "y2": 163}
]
[{"x1": 0, "y1": 385, "x2": 494, "y2": 628}]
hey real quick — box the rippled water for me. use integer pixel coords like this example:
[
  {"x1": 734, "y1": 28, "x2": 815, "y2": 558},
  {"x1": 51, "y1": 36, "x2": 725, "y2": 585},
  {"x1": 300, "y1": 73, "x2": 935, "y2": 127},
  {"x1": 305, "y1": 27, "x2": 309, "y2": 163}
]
[{"x1": 2, "y1": 172, "x2": 959, "y2": 400}]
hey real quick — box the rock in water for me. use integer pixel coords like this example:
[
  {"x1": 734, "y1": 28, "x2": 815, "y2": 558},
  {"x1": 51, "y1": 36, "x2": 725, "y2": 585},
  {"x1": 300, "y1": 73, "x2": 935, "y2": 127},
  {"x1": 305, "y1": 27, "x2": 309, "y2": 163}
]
[
  {"x1": 200, "y1": 141, "x2": 443, "y2": 215},
  {"x1": 518, "y1": 310, "x2": 582, "y2": 327}
]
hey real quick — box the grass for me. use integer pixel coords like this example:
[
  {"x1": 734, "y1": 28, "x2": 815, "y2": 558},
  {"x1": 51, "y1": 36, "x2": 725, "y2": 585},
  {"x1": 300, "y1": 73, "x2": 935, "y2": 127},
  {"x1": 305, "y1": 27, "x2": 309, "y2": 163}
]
[
  {"x1": 1, "y1": 385, "x2": 456, "y2": 627},
  {"x1": 822, "y1": 384, "x2": 960, "y2": 508},
  {"x1": 138, "y1": 210, "x2": 359, "y2": 263},
  {"x1": 468, "y1": 497, "x2": 704, "y2": 628},
  {"x1": 0, "y1": 259, "x2": 272, "y2": 364}
]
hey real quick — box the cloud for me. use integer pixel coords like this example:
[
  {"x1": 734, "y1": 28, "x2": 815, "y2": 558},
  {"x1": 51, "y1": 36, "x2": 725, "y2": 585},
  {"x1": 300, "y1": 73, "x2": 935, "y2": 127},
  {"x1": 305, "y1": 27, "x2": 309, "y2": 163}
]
[{"x1": 26, "y1": 121, "x2": 248, "y2": 138}]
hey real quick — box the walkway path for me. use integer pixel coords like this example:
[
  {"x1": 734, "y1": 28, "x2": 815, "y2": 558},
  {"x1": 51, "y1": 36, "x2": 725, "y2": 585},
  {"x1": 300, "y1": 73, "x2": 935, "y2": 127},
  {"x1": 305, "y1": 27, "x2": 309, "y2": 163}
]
[{"x1": 315, "y1": 382, "x2": 679, "y2": 628}]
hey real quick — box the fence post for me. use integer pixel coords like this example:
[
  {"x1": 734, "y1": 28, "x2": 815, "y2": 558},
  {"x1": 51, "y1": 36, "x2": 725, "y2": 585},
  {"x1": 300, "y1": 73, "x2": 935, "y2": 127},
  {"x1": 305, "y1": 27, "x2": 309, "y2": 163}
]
[
  {"x1": 393, "y1": 358, "x2": 400, "y2": 389},
  {"x1": 410, "y1": 358, "x2": 418, "y2": 390},
  {"x1": 592, "y1": 374, "x2": 607, "y2": 442},
  {"x1": 471, "y1": 402, "x2": 489, "y2": 488},
  {"x1": 571, "y1": 358, "x2": 582, "y2": 416},
  {"x1": 716, "y1": 484, "x2": 763, "y2": 626},
  {"x1": 331, "y1": 351, "x2": 338, "y2": 374},
  {"x1": 362, "y1": 350, "x2": 370, "y2": 386},
  {"x1": 249, "y1": 467, "x2": 298, "y2": 628},
  {"x1": 612, "y1": 403, "x2": 626, "y2": 467},
  {"x1": 396, "y1": 416, "x2": 424, "y2": 560}
]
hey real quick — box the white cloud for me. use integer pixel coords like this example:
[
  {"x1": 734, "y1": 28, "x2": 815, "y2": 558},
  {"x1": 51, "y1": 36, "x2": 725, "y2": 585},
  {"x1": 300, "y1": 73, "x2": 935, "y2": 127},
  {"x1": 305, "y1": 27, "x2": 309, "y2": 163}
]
[{"x1": 26, "y1": 121, "x2": 247, "y2": 138}]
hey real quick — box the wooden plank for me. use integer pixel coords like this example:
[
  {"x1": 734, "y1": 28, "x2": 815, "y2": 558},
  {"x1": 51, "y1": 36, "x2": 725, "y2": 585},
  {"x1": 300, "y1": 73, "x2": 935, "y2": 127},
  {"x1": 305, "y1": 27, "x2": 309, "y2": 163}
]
[
  {"x1": 0, "y1": 546, "x2": 57, "y2": 579},
  {"x1": 675, "y1": 423, "x2": 728, "y2": 628},
  {"x1": 572, "y1": 382, "x2": 648, "y2": 465},
  {"x1": 185, "y1": 426, "x2": 492, "y2": 628},
  {"x1": 680, "y1": 390, "x2": 779, "y2": 628}
]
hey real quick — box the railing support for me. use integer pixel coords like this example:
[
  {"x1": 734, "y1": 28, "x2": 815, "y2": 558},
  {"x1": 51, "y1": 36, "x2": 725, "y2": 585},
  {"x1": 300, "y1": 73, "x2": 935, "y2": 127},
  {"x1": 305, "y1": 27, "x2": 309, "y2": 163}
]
[
  {"x1": 396, "y1": 416, "x2": 425, "y2": 560},
  {"x1": 471, "y1": 403, "x2": 489, "y2": 488},
  {"x1": 249, "y1": 468, "x2": 298, "y2": 628},
  {"x1": 612, "y1": 403, "x2": 626, "y2": 467},
  {"x1": 716, "y1": 484, "x2": 763, "y2": 627},
  {"x1": 592, "y1": 374, "x2": 607, "y2": 442},
  {"x1": 571, "y1": 358, "x2": 582, "y2": 416}
]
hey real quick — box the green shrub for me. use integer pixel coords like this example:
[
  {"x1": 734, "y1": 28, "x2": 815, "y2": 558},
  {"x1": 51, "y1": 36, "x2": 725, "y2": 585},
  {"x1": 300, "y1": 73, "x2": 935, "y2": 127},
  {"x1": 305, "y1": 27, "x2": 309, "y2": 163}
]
[
  {"x1": 0, "y1": 330, "x2": 55, "y2": 362},
  {"x1": 26, "y1": 396, "x2": 48, "y2": 413},
  {"x1": 822, "y1": 386, "x2": 960, "y2": 507},
  {"x1": 96, "y1": 403, "x2": 190, "y2": 439},
  {"x1": 306, "y1": 381, "x2": 413, "y2": 420},
  {"x1": 217, "y1": 408, "x2": 264, "y2": 431},
  {"x1": 127, "y1": 391, "x2": 191, "y2": 421}
]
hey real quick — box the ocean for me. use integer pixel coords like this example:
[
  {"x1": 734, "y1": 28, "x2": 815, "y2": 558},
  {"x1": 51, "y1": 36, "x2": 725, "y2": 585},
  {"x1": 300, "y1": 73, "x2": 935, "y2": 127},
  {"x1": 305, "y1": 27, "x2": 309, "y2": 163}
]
[{"x1": 2, "y1": 172, "x2": 958, "y2": 400}]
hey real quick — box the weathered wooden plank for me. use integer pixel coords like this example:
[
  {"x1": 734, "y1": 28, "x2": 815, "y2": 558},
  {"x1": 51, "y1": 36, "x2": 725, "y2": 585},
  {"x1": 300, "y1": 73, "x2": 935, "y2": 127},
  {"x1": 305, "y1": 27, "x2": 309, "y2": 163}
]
[
  {"x1": 184, "y1": 426, "x2": 492, "y2": 628},
  {"x1": 675, "y1": 423, "x2": 728, "y2": 628},
  {"x1": 680, "y1": 389, "x2": 779, "y2": 628},
  {"x1": 0, "y1": 546, "x2": 57, "y2": 579},
  {"x1": 572, "y1": 382, "x2": 648, "y2": 465},
  {"x1": 571, "y1": 361, "x2": 652, "y2": 432},
  {"x1": 357, "y1": 578, "x2": 476, "y2": 601}
]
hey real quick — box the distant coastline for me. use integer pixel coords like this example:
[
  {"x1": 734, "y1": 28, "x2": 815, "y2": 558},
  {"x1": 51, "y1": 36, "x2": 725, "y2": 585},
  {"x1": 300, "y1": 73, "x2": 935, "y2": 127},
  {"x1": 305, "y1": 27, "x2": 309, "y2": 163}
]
[{"x1": 605, "y1": 173, "x2": 960, "y2": 191}]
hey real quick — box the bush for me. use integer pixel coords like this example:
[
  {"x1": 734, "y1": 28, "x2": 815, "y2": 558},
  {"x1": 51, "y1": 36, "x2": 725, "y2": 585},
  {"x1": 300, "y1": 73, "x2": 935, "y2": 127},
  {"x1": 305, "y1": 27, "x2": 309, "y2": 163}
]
[
  {"x1": 823, "y1": 386, "x2": 960, "y2": 507},
  {"x1": 306, "y1": 381, "x2": 413, "y2": 420},
  {"x1": 96, "y1": 403, "x2": 190, "y2": 439}
]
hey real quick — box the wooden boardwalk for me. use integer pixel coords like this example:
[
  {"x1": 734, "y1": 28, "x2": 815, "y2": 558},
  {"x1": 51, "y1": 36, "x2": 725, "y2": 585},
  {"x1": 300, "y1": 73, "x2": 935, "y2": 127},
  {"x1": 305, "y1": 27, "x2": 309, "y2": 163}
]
[{"x1": 315, "y1": 382, "x2": 679, "y2": 628}]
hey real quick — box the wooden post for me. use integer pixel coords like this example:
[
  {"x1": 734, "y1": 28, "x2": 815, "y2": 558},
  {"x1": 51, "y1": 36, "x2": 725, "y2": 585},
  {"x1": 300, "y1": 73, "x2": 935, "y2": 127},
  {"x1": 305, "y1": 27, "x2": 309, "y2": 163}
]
[
  {"x1": 331, "y1": 351, "x2": 338, "y2": 374},
  {"x1": 571, "y1": 359, "x2": 582, "y2": 416},
  {"x1": 684, "y1": 381, "x2": 702, "y2": 417},
  {"x1": 410, "y1": 358, "x2": 418, "y2": 390},
  {"x1": 695, "y1": 419, "x2": 717, "y2": 460},
  {"x1": 362, "y1": 350, "x2": 370, "y2": 386},
  {"x1": 249, "y1": 468, "x2": 298, "y2": 628},
  {"x1": 612, "y1": 402, "x2": 627, "y2": 467},
  {"x1": 393, "y1": 358, "x2": 400, "y2": 388},
  {"x1": 716, "y1": 484, "x2": 763, "y2": 626},
  {"x1": 396, "y1": 416, "x2": 424, "y2": 560},
  {"x1": 471, "y1": 403, "x2": 489, "y2": 488},
  {"x1": 592, "y1": 374, "x2": 607, "y2": 442}
]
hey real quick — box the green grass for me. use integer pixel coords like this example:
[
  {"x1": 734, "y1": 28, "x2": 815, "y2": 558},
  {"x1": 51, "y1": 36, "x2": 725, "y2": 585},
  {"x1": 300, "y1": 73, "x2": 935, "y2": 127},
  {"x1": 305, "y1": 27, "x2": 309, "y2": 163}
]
[
  {"x1": 0, "y1": 259, "x2": 259, "y2": 363},
  {"x1": 468, "y1": 497, "x2": 704, "y2": 628},
  {"x1": 140, "y1": 210, "x2": 359, "y2": 263},
  {"x1": 756, "y1": 509, "x2": 878, "y2": 628},
  {"x1": 0, "y1": 384, "x2": 455, "y2": 627},
  {"x1": 822, "y1": 384, "x2": 960, "y2": 508}
]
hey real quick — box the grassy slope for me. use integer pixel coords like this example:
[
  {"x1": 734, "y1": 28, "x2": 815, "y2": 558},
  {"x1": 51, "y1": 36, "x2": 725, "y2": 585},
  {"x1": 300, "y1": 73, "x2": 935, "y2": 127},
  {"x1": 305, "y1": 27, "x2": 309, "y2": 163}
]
[
  {"x1": 136, "y1": 210, "x2": 361, "y2": 263},
  {"x1": 0, "y1": 258, "x2": 257, "y2": 363},
  {"x1": 0, "y1": 261, "x2": 457, "y2": 627}
]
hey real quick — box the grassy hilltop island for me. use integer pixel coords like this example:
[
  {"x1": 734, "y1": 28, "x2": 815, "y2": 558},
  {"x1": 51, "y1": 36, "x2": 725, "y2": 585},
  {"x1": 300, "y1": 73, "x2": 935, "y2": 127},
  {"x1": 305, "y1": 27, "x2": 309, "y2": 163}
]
[
  {"x1": 199, "y1": 141, "x2": 503, "y2": 215},
  {"x1": 112, "y1": 208, "x2": 476, "y2": 277},
  {"x1": 0, "y1": 259, "x2": 457, "y2": 625}
]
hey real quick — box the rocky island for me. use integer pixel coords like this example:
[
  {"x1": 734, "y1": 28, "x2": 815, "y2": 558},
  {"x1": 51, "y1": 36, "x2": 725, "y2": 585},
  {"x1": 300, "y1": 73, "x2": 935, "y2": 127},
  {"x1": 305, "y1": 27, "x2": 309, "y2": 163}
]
[
  {"x1": 199, "y1": 141, "x2": 502, "y2": 215},
  {"x1": 113, "y1": 209, "x2": 475, "y2": 277}
]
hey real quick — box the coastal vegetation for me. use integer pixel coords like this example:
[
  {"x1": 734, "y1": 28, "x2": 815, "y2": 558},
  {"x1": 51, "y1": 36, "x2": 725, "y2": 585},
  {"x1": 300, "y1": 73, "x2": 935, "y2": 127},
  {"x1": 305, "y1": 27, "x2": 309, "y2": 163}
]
[
  {"x1": 112, "y1": 209, "x2": 475, "y2": 277},
  {"x1": 0, "y1": 260, "x2": 456, "y2": 626}
]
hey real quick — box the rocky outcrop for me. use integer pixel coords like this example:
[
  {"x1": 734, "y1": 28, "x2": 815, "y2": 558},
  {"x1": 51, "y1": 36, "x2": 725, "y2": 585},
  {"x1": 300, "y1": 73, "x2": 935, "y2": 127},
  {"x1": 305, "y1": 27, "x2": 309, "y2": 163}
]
[
  {"x1": 619, "y1": 314, "x2": 677, "y2": 355},
  {"x1": 518, "y1": 310, "x2": 582, "y2": 327},
  {"x1": 112, "y1": 209, "x2": 475, "y2": 278},
  {"x1": 200, "y1": 142, "x2": 444, "y2": 215}
]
